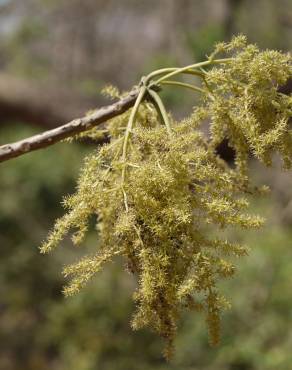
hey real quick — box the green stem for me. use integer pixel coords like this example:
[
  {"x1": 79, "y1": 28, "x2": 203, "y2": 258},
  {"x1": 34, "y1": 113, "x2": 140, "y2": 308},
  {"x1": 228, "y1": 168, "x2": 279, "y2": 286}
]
[
  {"x1": 145, "y1": 67, "x2": 205, "y2": 83},
  {"x1": 147, "y1": 88, "x2": 172, "y2": 136},
  {"x1": 122, "y1": 85, "x2": 147, "y2": 164},
  {"x1": 153, "y1": 58, "x2": 233, "y2": 85},
  {"x1": 160, "y1": 80, "x2": 206, "y2": 94},
  {"x1": 120, "y1": 84, "x2": 146, "y2": 209}
]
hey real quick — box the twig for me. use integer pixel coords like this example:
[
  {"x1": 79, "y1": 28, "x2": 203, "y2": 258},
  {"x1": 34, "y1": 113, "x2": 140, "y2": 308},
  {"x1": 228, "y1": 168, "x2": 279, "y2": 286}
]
[{"x1": 0, "y1": 89, "x2": 139, "y2": 163}]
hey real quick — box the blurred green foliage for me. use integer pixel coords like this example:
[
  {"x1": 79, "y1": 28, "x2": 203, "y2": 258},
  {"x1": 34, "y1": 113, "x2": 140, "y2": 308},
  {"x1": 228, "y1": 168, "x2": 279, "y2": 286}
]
[
  {"x1": 186, "y1": 24, "x2": 225, "y2": 62},
  {"x1": 0, "y1": 0, "x2": 291, "y2": 368},
  {"x1": 1, "y1": 126, "x2": 292, "y2": 370},
  {"x1": 235, "y1": 0, "x2": 292, "y2": 50},
  {"x1": 4, "y1": 19, "x2": 50, "y2": 79}
]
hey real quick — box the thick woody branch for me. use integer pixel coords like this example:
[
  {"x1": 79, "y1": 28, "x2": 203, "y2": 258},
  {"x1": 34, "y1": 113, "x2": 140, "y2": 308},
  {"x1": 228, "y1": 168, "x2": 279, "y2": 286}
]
[{"x1": 0, "y1": 89, "x2": 139, "y2": 163}]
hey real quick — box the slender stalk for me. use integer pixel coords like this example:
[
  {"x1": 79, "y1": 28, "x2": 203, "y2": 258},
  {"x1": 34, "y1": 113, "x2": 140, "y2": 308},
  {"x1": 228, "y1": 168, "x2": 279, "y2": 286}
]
[
  {"x1": 145, "y1": 68, "x2": 205, "y2": 84},
  {"x1": 153, "y1": 58, "x2": 233, "y2": 85},
  {"x1": 121, "y1": 84, "x2": 147, "y2": 211},
  {"x1": 147, "y1": 88, "x2": 172, "y2": 136},
  {"x1": 122, "y1": 85, "x2": 147, "y2": 163},
  {"x1": 160, "y1": 80, "x2": 206, "y2": 94}
]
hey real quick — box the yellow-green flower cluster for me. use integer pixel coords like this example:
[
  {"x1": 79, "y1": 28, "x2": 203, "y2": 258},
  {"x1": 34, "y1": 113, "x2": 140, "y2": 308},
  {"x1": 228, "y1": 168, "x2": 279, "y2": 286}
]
[
  {"x1": 41, "y1": 108, "x2": 264, "y2": 358},
  {"x1": 41, "y1": 36, "x2": 291, "y2": 359},
  {"x1": 205, "y1": 36, "x2": 292, "y2": 173}
]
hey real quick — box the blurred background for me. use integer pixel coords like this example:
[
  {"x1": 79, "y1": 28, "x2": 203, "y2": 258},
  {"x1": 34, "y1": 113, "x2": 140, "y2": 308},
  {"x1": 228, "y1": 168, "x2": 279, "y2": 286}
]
[{"x1": 0, "y1": 1, "x2": 291, "y2": 369}]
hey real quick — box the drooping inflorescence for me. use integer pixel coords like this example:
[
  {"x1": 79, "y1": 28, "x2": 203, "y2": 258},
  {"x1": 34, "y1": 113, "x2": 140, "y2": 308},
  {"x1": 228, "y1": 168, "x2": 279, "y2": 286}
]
[{"x1": 41, "y1": 36, "x2": 291, "y2": 359}]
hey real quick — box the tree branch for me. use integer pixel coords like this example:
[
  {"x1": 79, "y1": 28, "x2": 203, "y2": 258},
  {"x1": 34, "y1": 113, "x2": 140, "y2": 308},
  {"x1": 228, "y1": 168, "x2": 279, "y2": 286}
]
[{"x1": 0, "y1": 89, "x2": 139, "y2": 163}]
